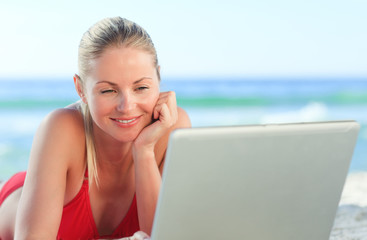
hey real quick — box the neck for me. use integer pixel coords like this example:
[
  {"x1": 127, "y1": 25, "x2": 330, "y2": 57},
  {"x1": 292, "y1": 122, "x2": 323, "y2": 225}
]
[{"x1": 92, "y1": 124, "x2": 134, "y2": 175}]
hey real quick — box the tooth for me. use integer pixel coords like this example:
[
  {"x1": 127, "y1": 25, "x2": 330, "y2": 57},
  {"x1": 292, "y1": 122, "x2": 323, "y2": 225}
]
[{"x1": 116, "y1": 118, "x2": 136, "y2": 123}]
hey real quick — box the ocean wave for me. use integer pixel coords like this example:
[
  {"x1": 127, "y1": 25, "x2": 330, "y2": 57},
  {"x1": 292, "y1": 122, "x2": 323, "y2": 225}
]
[
  {"x1": 1, "y1": 92, "x2": 367, "y2": 110},
  {"x1": 260, "y1": 102, "x2": 328, "y2": 124},
  {"x1": 0, "y1": 112, "x2": 43, "y2": 135},
  {"x1": 0, "y1": 99, "x2": 75, "y2": 109}
]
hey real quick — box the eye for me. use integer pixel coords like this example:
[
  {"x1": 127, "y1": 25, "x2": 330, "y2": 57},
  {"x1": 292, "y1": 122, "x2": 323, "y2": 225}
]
[
  {"x1": 101, "y1": 89, "x2": 116, "y2": 94},
  {"x1": 136, "y1": 86, "x2": 149, "y2": 91}
]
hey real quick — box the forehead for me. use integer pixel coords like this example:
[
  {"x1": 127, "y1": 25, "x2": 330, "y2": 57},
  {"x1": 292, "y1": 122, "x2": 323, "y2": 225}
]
[
  {"x1": 96, "y1": 47, "x2": 155, "y2": 69},
  {"x1": 87, "y1": 47, "x2": 156, "y2": 82}
]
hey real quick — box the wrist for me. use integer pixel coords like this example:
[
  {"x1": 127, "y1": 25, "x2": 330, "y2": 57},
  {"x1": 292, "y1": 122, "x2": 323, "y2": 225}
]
[{"x1": 132, "y1": 144, "x2": 155, "y2": 162}]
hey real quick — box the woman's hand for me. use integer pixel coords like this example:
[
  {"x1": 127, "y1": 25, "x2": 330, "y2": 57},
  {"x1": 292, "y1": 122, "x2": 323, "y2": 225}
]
[
  {"x1": 111, "y1": 231, "x2": 150, "y2": 240},
  {"x1": 133, "y1": 91, "x2": 178, "y2": 153},
  {"x1": 105, "y1": 231, "x2": 150, "y2": 240},
  {"x1": 131, "y1": 91, "x2": 178, "y2": 234}
]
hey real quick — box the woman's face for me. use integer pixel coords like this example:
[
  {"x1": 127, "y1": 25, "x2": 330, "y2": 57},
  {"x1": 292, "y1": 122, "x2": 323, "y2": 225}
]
[{"x1": 84, "y1": 47, "x2": 160, "y2": 143}]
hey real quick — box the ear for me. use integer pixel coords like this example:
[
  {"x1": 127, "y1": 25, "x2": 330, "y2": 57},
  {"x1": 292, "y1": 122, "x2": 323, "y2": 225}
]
[{"x1": 73, "y1": 74, "x2": 87, "y2": 104}]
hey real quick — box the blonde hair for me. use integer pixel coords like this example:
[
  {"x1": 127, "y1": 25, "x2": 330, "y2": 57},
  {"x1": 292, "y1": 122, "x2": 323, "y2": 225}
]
[{"x1": 77, "y1": 17, "x2": 160, "y2": 187}]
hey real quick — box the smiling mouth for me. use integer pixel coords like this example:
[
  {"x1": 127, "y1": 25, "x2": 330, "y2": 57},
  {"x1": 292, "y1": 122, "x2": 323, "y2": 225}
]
[
  {"x1": 110, "y1": 116, "x2": 140, "y2": 126},
  {"x1": 113, "y1": 118, "x2": 137, "y2": 123}
]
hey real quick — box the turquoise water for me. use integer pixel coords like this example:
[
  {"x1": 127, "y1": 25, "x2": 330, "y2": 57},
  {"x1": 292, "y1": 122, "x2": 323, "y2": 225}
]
[{"x1": 1, "y1": 78, "x2": 367, "y2": 180}]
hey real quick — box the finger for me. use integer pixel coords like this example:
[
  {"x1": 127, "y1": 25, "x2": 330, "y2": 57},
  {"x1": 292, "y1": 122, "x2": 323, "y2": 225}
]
[
  {"x1": 159, "y1": 91, "x2": 174, "y2": 97},
  {"x1": 153, "y1": 103, "x2": 160, "y2": 120},
  {"x1": 132, "y1": 231, "x2": 151, "y2": 240},
  {"x1": 153, "y1": 93, "x2": 168, "y2": 119},
  {"x1": 153, "y1": 103, "x2": 172, "y2": 126},
  {"x1": 156, "y1": 91, "x2": 176, "y2": 105},
  {"x1": 155, "y1": 92, "x2": 177, "y2": 122}
]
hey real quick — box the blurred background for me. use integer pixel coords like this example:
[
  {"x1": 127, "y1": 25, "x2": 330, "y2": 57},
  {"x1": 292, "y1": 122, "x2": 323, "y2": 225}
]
[{"x1": 0, "y1": 0, "x2": 366, "y2": 180}]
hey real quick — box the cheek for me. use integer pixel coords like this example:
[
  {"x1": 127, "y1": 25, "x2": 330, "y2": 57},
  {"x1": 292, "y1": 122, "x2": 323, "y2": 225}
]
[
  {"x1": 145, "y1": 92, "x2": 159, "y2": 112},
  {"x1": 89, "y1": 96, "x2": 113, "y2": 119}
]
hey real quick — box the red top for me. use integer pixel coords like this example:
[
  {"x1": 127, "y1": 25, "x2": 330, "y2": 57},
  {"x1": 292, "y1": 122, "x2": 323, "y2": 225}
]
[{"x1": 0, "y1": 171, "x2": 140, "y2": 239}]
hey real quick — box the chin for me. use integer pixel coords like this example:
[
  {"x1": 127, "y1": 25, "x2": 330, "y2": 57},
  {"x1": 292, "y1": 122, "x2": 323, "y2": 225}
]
[
  {"x1": 113, "y1": 132, "x2": 139, "y2": 143},
  {"x1": 107, "y1": 118, "x2": 152, "y2": 143},
  {"x1": 118, "y1": 125, "x2": 146, "y2": 142}
]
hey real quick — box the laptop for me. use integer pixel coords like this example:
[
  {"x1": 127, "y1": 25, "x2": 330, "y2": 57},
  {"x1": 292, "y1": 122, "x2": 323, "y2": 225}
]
[{"x1": 150, "y1": 120, "x2": 360, "y2": 240}]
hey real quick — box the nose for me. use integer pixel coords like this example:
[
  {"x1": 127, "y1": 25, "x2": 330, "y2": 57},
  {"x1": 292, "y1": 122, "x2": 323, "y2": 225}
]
[{"x1": 116, "y1": 92, "x2": 135, "y2": 114}]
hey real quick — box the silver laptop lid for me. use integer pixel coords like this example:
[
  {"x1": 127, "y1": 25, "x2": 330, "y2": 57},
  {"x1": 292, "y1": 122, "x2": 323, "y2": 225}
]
[{"x1": 151, "y1": 121, "x2": 360, "y2": 240}]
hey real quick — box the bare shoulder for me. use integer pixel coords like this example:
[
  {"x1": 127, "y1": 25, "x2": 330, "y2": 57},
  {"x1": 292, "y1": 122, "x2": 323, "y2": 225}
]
[
  {"x1": 175, "y1": 106, "x2": 192, "y2": 129},
  {"x1": 31, "y1": 107, "x2": 85, "y2": 169},
  {"x1": 41, "y1": 108, "x2": 84, "y2": 140},
  {"x1": 43, "y1": 107, "x2": 83, "y2": 128}
]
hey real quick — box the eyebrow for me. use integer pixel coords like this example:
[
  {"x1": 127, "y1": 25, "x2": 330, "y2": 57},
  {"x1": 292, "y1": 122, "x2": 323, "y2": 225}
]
[
  {"x1": 96, "y1": 77, "x2": 152, "y2": 86},
  {"x1": 133, "y1": 77, "x2": 152, "y2": 84}
]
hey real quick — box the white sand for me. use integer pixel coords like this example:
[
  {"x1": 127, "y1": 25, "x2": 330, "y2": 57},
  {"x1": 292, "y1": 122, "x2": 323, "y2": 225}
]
[{"x1": 330, "y1": 172, "x2": 367, "y2": 240}]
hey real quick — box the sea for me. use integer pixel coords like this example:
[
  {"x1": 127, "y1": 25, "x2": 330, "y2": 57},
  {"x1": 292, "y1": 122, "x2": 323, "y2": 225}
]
[{"x1": 1, "y1": 77, "x2": 367, "y2": 180}]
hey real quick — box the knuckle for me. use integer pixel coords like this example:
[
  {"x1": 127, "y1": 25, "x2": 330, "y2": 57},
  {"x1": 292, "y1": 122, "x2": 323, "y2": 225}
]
[{"x1": 167, "y1": 91, "x2": 176, "y2": 97}]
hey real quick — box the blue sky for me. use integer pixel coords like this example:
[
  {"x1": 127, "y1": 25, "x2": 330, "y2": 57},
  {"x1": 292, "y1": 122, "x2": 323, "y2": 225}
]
[{"x1": 0, "y1": 0, "x2": 366, "y2": 80}]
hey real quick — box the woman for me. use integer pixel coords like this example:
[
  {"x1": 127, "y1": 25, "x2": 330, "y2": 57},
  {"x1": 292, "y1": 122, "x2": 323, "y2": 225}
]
[{"x1": 0, "y1": 17, "x2": 191, "y2": 239}]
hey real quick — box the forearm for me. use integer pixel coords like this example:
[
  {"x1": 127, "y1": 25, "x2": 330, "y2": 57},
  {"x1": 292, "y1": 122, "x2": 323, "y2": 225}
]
[{"x1": 133, "y1": 149, "x2": 161, "y2": 235}]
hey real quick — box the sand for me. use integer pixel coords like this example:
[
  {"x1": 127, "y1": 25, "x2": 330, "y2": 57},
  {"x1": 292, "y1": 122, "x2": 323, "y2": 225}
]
[{"x1": 330, "y1": 172, "x2": 367, "y2": 240}]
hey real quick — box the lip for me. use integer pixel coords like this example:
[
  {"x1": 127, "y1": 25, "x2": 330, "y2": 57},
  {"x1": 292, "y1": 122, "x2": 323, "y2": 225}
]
[{"x1": 110, "y1": 116, "x2": 141, "y2": 128}]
